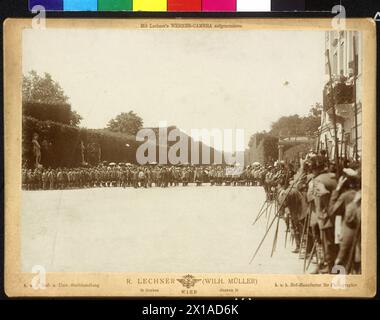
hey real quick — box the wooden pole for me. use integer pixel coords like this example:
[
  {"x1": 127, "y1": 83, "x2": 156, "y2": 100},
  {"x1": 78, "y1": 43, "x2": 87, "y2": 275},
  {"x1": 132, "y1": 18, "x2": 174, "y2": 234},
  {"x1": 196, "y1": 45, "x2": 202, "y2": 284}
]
[
  {"x1": 344, "y1": 136, "x2": 347, "y2": 161},
  {"x1": 340, "y1": 129, "x2": 344, "y2": 163},
  {"x1": 316, "y1": 129, "x2": 321, "y2": 154},
  {"x1": 326, "y1": 49, "x2": 341, "y2": 177},
  {"x1": 249, "y1": 174, "x2": 303, "y2": 264},
  {"x1": 353, "y1": 36, "x2": 359, "y2": 162}
]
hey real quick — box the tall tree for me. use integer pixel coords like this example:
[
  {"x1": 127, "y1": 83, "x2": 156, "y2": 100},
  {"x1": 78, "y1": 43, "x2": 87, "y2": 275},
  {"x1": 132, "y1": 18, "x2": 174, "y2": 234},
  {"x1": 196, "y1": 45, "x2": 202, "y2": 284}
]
[
  {"x1": 301, "y1": 103, "x2": 323, "y2": 136},
  {"x1": 70, "y1": 110, "x2": 83, "y2": 127},
  {"x1": 270, "y1": 104, "x2": 322, "y2": 138},
  {"x1": 107, "y1": 111, "x2": 143, "y2": 135},
  {"x1": 23, "y1": 71, "x2": 69, "y2": 104},
  {"x1": 270, "y1": 115, "x2": 302, "y2": 137},
  {"x1": 22, "y1": 71, "x2": 82, "y2": 127}
]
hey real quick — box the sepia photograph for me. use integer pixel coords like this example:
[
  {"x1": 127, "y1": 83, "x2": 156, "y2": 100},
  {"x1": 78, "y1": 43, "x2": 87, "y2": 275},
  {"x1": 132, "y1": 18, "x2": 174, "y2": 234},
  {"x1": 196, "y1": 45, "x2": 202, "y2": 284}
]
[{"x1": 4, "y1": 18, "x2": 376, "y2": 297}]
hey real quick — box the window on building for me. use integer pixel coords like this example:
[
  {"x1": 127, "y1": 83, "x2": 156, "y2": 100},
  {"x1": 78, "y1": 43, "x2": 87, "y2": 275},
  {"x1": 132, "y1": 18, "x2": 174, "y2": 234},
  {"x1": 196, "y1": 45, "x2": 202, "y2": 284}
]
[
  {"x1": 339, "y1": 41, "x2": 344, "y2": 75},
  {"x1": 350, "y1": 103, "x2": 362, "y2": 159},
  {"x1": 333, "y1": 52, "x2": 338, "y2": 75},
  {"x1": 344, "y1": 132, "x2": 351, "y2": 146},
  {"x1": 354, "y1": 34, "x2": 360, "y2": 76}
]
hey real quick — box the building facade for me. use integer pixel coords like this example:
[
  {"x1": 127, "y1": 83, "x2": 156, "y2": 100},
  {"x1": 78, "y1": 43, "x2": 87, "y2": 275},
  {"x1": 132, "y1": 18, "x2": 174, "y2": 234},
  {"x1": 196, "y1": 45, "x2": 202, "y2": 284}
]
[
  {"x1": 247, "y1": 133, "x2": 278, "y2": 165},
  {"x1": 320, "y1": 30, "x2": 362, "y2": 162}
]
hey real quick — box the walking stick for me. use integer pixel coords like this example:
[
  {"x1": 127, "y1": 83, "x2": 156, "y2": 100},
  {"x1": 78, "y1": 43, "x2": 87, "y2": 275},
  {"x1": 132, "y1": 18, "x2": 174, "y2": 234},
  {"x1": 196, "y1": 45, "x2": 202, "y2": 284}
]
[
  {"x1": 253, "y1": 202, "x2": 266, "y2": 225},
  {"x1": 249, "y1": 174, "x2": 302, "y2": 264},
  {"x1": 249, "y1": 213, "x2": 278, "y2": 264},
  {"x1": 289, "y1": 214, "x2": 297, "y2": 248},
  {"x1": 265, "y1": 199, "x2": 270, "y2": 218},
  {"x1": 298, "y1": 211, "x2": 309, "y2": 259},
  {"x1": 284, "y1": 228, "x2": 289, "y2": 248},
  {"x1": 253, "y1": 199, "x2": 270, "y2": 226},
  {"x1": 284, "y1": 214, "x2": 290, "y2": 248},
  {"x1": 253, "y1": 187, "x2": 272, "y2": 225},
  {"x1": 303, "y1": 211, "x2": 311, "y2": 272},
  {"x1": 265, "y1": 200, "x2": 273, "y2": 231},
  {"x1": 271, "y1": 202, "x2": 281, "y2": 257},
  {"x1": 306, "y1": 240, "x2": 318, "y2": 271}
]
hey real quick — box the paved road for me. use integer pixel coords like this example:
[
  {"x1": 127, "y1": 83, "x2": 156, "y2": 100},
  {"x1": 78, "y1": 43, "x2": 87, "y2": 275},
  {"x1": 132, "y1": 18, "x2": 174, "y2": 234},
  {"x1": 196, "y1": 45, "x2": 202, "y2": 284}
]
[{"x1": 22, "y1": 185, "x2": 303, "y2": 273}]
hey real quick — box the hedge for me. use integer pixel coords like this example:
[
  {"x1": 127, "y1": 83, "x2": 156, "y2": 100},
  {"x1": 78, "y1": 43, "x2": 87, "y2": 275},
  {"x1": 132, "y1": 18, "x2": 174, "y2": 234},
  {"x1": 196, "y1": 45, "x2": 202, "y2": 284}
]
[
  {"x1": 23, "y1": 116, "x2": 138, "y2": 168},
  {"x1": 23, "y1": 117, "x2": 226, "y2": 168},
  {"x1": 23, "y1": 102, "x2": 73, "y2": 125}
]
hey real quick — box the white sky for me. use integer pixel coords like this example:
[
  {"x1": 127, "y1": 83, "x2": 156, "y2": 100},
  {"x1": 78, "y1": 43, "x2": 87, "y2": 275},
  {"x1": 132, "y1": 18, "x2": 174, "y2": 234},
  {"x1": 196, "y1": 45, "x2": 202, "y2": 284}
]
[{"x1": 23, "y1": 28, "x2": 326, "y2": 151}]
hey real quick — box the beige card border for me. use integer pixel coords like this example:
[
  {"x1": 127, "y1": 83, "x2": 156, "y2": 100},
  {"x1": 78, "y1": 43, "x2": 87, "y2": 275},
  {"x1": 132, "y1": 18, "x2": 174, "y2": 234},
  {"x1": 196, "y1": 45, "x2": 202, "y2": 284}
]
[{"x1": 3, "y1": 18, "x2": 377, "y2": 298}]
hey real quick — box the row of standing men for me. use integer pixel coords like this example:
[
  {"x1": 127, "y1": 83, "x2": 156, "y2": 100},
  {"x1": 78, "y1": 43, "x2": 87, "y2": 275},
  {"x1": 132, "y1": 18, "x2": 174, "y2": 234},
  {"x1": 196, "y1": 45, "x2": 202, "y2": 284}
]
[
  {"x1": 22, "y1": 164, "x2": 270, "y2": 190},
  {"x1": 260, "y1": 153, "x2": 361, "y2": 274}
]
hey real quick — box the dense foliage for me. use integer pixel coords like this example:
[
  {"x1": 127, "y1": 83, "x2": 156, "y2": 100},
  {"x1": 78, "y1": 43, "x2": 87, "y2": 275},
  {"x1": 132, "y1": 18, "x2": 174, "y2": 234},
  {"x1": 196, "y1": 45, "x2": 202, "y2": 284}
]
[
  {"x1": 106, "y1": 111, "x2": 144, "y2": 135},
  {"x1": 22, "y1": 71, "x2": 82, "y2": 126},
  {"x1": 23, "y1": 116, "x2": 137, "y2": 168},
  {"x1": 269, "y1": 104, "x2": 322, "y2": 138}
]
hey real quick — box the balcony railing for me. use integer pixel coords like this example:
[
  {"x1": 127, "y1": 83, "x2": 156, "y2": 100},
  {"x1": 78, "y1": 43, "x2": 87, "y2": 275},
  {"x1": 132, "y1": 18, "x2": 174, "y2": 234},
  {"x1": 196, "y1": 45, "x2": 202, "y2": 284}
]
[{"x1": 323, "y1": 77, "x2": 354, "y2": 112}]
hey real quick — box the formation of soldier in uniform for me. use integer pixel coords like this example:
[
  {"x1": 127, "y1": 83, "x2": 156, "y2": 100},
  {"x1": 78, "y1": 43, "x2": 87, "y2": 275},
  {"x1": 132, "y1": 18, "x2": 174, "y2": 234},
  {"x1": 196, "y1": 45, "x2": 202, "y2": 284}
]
[
  {"x1": 257, "y1": 151, "x2": 361, "y2": 275},
  {"x1": 22, "y1": 151, "x2": 361, "y2": 275},
  {"x1": 22, "y1": 163, "x2": 268, "y2": 191}
]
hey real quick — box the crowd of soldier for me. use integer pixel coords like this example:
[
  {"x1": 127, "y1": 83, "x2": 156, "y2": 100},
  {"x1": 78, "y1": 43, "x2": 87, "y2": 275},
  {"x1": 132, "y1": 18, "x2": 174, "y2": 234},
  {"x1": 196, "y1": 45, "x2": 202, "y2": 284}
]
[
  {"x1": 22, "y1": 152, "x2": 361, "y2": 275},
  {"x1": 22, "y1": 164, "x2": 271, "y2": 191},
  {"x1": 260, "y1": 152, "x2": 361, "y2": 275}
]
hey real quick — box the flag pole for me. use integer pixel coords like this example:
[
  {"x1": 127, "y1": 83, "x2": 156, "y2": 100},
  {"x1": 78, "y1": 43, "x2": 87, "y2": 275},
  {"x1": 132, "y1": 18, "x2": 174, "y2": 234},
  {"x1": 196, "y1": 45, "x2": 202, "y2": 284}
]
[{"x1": 326, "y1": 49, "x2": 341, "y2": 178}]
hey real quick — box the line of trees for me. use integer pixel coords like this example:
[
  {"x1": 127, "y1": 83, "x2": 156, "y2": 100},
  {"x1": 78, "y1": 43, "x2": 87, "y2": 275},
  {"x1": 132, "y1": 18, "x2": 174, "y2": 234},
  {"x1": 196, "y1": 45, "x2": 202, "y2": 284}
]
[
  {"x1": 22, "y1": 71, "x2": 144, "y2": 168},
  {"x1": 23, "y1": 116, "x2": 138, "y2": 168},
  {"x1": 23, "y1": 71, "x2": 82, "y2": 126},
  {"x1": 23, "y1": 70, "x2": 145, "y2": 134},
  {"x1": 22, "y1": 71, "x2": 223, "y2": 168}
]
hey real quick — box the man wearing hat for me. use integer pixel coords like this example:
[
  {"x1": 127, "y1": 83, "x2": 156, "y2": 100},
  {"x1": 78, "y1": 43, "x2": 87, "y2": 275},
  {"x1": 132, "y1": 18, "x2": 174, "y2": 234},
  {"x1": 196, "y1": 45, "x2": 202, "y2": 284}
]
[
  {"x1": 310, "y1": 155, "x2": 337, "y2": 273},
  {"x1": 328, "y1": 168, "x2": 361, "y2": 272}
]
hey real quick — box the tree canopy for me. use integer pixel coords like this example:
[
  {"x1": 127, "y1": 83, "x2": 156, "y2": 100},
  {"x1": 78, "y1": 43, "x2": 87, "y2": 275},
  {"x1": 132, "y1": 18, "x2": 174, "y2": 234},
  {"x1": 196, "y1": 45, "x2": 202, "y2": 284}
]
[
  {"x1": 23, "y1": 71, "x2": 69, "y2": 104},
  {"x1": 22, "y1": 71, "x2": 82, "y2": 127},
  {"x1": 269, "y1": 103, "x2": 322, "y2": 138},
  {"x1": 106, "y1": 111, "x2": 144, "y2": 136}
]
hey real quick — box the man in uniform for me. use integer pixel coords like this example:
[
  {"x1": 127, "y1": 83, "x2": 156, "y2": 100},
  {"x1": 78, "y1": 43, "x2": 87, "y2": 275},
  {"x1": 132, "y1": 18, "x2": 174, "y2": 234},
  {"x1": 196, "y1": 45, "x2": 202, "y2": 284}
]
[
  {"x1": 27, "y1": 169, "x2": 34, "y2": 190},
  {"x1": 48, "y1": 168, "x2": 56, "y2": 190},
  {"x1": 138, "y1": 167, "x2": 146, "y2": 188},
  {"x1": 328, "y1": 168, "x2": 361, "y2": 273},
  {"x1": 42, "y1": 169, "x2": 48, "y2": 190},
  {"x1": 22, "y1": 168, "x2": 28, "y2": 190},
  {"x1": 35, "y1": 168, "x2": 42, "y2": 190},
  {"x1": 310, "y1": 156, "x2": 337, "y2": 273},
  {"x1": 56, "y1": 168, "x2": 62, "y2": 189},
  {"x1": 194, "y1": 166, "x2": 202, "y2": 186}
]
